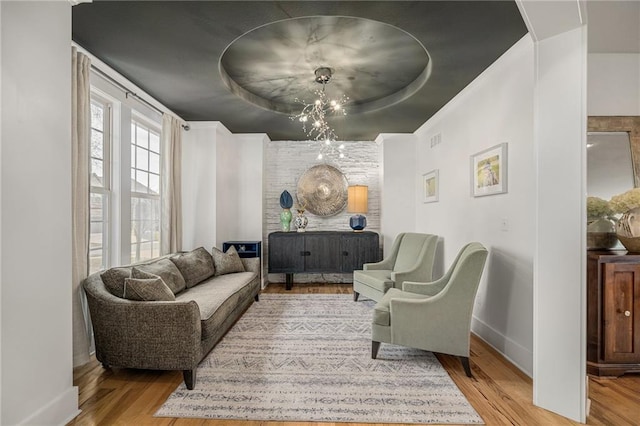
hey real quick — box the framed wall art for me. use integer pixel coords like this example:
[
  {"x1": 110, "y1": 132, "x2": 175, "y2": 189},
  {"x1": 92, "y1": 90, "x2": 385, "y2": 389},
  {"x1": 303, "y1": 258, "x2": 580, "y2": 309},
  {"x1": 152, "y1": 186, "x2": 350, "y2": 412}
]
[
  {"x1": 422, "y1": 169, "x2": 439, "y2": 203},
  {"x1": 471, "y1": 143, "x2": 508, "y2": 197}
]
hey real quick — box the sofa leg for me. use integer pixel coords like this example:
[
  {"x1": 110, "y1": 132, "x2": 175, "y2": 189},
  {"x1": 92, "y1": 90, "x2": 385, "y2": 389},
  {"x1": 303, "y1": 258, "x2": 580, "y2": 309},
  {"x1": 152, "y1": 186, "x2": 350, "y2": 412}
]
[
  {"x1": 254, "y1": 293, "x2": 260, "y2": 302},
  {"x1": 460, "y1": 356, "x2": 472, "y2": 377},
  {"x1": 372, "y1": 341, "x2": 380, "y2": 359},
  {"x1": 183, "y1": 369, "x2": 197, "y2": 390},
  {"x1": 101, "y1": 362, "x2": 109, "y2": 369},
  {"x1": 353, "y1": 291, "x2": 359, "y2": 302}
]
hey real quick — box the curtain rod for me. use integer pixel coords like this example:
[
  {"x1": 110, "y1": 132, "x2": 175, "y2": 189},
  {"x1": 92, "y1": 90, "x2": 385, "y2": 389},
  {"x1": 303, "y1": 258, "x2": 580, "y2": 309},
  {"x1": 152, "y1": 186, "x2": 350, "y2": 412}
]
[{"x1": 90, "y1": 65, "x2": 190, "y2": 131}]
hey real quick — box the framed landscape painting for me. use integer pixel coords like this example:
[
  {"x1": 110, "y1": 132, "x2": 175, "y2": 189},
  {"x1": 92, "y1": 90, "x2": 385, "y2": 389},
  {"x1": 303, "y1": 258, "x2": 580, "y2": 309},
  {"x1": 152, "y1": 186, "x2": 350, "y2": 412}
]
[
  {"x1": 471, "y1": 143, "x2": 508, "y2": 197},
  {"x1": 422, "y1": 169, "x2": 439, "y2": 203}
]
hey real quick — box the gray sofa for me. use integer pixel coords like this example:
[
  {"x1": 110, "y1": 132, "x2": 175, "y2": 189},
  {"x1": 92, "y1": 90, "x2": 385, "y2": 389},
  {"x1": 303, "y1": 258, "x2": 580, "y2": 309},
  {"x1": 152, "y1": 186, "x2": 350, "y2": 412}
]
[{"x1": 83, "y1": 246, "x2": 260, "y2": 389}]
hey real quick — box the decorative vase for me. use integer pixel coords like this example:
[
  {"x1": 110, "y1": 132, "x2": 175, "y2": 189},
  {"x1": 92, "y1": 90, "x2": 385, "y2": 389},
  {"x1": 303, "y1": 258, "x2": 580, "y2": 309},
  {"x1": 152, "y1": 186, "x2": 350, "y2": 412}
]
[
  {"x1": 587, "y1": 218, "x2": 617, "y2": 250},
  {"x1": 294, "y1": 209, "x2": 308, "y2": 232},
  {"x1": 280, "y1": 208, "x2": 292, "y2": 232},
  {"x1": 616, "y1": 207, "x2": 640, "y2": 252}
]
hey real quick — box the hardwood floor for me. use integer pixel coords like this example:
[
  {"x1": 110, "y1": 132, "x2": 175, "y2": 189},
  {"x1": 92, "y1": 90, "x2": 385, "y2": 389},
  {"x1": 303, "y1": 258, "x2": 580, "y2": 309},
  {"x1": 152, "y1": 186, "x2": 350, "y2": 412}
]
[{"x1": 69, "y1": 283, "x2": 640, "y2": 426}]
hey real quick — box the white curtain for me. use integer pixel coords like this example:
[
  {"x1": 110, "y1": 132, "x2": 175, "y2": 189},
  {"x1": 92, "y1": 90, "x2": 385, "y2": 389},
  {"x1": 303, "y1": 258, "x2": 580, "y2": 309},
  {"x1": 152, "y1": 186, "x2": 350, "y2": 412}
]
[
  {"x1": 161, "y1": 114, "x2": 183, "y2": 254},
  {"x1": 71, "y1": 46, "x2": 92, "y2": 367}
]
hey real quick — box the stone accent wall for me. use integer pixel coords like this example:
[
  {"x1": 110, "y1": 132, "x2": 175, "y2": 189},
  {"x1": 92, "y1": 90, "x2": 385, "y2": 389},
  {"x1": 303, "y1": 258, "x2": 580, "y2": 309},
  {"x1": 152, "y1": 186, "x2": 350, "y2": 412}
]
[{"x1": 265, "y1": 140, "x2": 381, "y2": 283}]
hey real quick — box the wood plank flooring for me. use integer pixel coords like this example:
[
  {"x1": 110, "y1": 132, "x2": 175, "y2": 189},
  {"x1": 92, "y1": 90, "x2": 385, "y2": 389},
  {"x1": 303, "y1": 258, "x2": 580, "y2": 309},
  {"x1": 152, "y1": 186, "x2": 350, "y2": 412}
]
[{"x1": 69, "y1": 283, "x2": 640, "y2": 426}]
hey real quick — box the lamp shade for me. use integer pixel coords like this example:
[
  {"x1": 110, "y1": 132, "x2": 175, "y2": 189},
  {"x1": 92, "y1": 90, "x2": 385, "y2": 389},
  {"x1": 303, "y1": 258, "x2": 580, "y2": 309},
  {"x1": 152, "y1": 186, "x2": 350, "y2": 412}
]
[{"x1": 347, "y1": 185, "x2": 368, "y2": 214}]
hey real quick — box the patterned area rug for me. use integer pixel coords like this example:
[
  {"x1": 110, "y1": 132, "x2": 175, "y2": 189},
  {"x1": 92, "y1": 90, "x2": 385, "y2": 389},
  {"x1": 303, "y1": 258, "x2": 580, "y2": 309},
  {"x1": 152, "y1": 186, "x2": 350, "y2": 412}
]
[{"x1": 155, "y1": 294, "x2": 483, "y2": 424}]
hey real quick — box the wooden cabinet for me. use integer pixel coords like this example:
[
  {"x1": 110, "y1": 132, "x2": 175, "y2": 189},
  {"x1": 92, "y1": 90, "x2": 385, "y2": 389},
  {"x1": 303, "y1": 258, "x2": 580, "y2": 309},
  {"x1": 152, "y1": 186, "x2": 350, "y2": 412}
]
[
  {"x1": 587, "y1": 251, "x2": 640, "y2": 376},
  {"x1": 268, "y1": 231, "x2": 380, "y2": 290}
]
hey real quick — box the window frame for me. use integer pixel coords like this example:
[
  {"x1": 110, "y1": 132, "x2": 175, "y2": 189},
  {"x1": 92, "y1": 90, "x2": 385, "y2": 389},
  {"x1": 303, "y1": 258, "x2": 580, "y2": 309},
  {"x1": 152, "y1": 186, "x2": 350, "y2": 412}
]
[{"x1": 88, "y1": 92, "x2": 113, "y2": 273}]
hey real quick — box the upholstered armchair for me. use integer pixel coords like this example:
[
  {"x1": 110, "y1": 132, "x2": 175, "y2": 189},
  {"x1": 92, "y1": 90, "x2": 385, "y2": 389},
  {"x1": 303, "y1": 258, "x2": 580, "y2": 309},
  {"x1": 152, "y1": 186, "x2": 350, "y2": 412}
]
[
  {"x1": 353, "y1": 232, "x2": 438, "y2": 302},
  {"x1": 371, "y1": 242, "x2": 488, "y2": 377}
]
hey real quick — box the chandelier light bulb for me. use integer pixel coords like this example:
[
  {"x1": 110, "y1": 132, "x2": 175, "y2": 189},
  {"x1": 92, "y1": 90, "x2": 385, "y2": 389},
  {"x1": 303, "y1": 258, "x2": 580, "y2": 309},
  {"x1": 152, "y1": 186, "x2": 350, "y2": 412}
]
[
  {"x1": 290, "y1": 67, "x2": 349, "y2": 161},
  {"x1": 339, "y1": 144, "x2": 345, "y2": 150}
]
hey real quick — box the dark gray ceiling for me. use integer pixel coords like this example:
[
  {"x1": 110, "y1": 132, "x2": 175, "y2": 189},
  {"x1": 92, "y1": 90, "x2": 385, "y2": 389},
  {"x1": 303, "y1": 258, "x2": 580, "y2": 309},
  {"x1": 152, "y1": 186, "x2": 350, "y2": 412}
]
[{"x1": 72, "y1": 1, "x2": 527, "y2": 141}]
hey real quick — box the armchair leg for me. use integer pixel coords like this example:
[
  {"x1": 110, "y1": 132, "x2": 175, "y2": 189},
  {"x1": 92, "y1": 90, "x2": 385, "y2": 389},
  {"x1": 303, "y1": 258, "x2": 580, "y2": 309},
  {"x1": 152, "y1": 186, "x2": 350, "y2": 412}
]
[
  {"x1": 460, "y1": 356, "x2": 472, "y2": 377},
  {"x1": 353, "y1": 291, "x2": 359, "y2": 302},
  {"x1": 254, "y1": 293, "x2": 260, "y2": 302},
  {"x1": 372, "y1": 341, "x2": 381, "y2": 359},
  {"x1": 183, "y1": 369, "x2": 197, "y2": 390}
]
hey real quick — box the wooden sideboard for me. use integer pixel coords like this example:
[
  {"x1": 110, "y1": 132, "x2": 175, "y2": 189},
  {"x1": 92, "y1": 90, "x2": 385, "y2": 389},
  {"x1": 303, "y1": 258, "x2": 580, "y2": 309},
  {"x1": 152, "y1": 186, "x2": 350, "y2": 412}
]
[
  {"x1": 268, "y1": 231, "x2": 381, "y2": 290},
  {"x1": 587, "y1": 251, "x2": 640, "y2": 376}
]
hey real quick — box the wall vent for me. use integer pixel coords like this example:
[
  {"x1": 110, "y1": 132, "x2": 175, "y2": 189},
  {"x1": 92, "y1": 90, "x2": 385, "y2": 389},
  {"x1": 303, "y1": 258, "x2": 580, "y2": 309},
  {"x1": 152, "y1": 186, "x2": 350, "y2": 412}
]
[{"x1": 430, "y1": 133, "x2": 442, "y2": 148}]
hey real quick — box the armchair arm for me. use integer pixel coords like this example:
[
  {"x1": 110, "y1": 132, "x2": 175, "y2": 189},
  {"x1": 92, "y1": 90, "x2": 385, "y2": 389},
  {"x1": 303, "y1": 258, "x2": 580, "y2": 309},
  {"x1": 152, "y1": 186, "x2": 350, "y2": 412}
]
[
  {"x1": 364, "y1": 232, "x2": 405, "y2": 270},
  {"x1": 241, "y1": 257, "x2": 260, "y2": 275},
  {"x1": 364, "y1": 257, "x2": 395, "y2": 271},
  {"x1": 402, "y1": 278, "x2": 447, "y2": 296},
  {"x1": 389, "y1": 293, "x2": 472, "y2": 357},
  {"x1": 84, "y1": 276, "x2": 202, "y2": 370},
  {"x1": 390, "y1": 235, "x2": 437, "y2": 286}
]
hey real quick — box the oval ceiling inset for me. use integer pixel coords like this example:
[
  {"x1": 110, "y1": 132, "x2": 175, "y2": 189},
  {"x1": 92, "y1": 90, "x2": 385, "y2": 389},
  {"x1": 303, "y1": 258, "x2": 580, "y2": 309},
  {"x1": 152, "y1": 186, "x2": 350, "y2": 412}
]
[{"x1": 219, "y1": 16, "x2": 431, "y2": 115}]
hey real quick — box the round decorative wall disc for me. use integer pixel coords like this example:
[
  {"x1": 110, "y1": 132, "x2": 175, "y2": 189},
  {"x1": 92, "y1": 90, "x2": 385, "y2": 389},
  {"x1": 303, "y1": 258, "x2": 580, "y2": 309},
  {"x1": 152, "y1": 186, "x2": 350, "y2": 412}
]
[{"x1": 296, "y1": 165, "x2": 348, "y2": 216}]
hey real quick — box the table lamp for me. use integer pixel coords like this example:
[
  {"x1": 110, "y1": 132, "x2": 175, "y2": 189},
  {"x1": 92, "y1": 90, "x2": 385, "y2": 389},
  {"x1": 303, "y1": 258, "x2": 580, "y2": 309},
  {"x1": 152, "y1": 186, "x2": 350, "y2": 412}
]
[{"x1": 347, "y1": 185, "x2": 368, "y2": 231}]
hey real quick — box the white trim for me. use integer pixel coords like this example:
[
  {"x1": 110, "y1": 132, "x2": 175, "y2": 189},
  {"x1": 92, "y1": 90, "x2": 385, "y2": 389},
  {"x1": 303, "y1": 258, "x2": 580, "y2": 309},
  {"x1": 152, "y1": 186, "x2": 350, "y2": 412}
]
[
  {"x1": 415, "y1": 35, "x2": 533, "y2": 134},
  {"x1": 471, "y1": 316, "x2": 533, "y2": 377},
  {"x1": 73, "y1": 41, "x2": 183, "y2": 121},
  {"x1": 17, "y1": 386, "x2": 80, "y2": 426}
]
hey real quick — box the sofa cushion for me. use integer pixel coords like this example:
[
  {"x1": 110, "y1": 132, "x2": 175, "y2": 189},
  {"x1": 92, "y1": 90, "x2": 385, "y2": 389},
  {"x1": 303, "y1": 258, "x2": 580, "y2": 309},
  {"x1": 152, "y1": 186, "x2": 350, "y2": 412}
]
[
  {"x1": 353, "y1": 269, "x2": 395, "y2": 293},
  {"x1": 135, "y1": 258, "x2": 187, "y2": 294},
  {"x1": 211, "y1": 246, "x2": 245, "y2": 276},
  {"x1": 170, "y1": 247, "x2": 215, "y2": 288},
  {"x1": 373, "y1": 288, "x2": 426, "y2": 326},
  {"x1": 123, "y1": 276, "x2": 176, "y2": 301},
  {"x1": 175, "y1": 271, "x2": 258, "y2": 341}
]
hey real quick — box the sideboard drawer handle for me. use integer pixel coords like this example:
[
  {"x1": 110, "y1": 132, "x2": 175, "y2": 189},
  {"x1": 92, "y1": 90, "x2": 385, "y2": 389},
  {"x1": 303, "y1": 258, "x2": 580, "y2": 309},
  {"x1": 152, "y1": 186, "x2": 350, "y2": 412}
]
[
  {"x1": 625, "y1": 310, "x2": 631, "y2": 317},
  {"x1": 343, "y1": 251, "x2": 349, "y2": 256}
]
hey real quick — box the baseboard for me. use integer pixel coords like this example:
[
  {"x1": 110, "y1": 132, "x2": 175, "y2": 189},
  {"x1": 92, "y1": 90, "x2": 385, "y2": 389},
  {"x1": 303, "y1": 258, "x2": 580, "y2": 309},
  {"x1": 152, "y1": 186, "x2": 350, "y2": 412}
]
[
  {"x1": 17, "y1": 386, "x2": 80, "y2": 426},
  {"x1": 471, "y1": 316, "x2": 533, "y2": 377}
]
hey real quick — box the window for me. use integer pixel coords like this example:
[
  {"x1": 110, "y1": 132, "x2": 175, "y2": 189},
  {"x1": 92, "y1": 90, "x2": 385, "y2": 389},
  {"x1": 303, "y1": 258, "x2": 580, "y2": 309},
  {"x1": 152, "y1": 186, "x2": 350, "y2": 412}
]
[
  {"x1": 89, "y1": 72, "x2": 164, "y2": 269},
  {"x1": 130, "y1": 117, "x2": 161, "y2": 263},
  {"x1": 89, "y1": 96, "x2": 111, "y2": 273}
]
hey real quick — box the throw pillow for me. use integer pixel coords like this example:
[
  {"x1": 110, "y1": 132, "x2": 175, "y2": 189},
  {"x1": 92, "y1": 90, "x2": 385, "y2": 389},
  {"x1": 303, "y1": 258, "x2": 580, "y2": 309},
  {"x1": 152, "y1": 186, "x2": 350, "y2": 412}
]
[
  {"x1": 130, "y1": 266, "x2": 160, "y2": 280},
  {"x1": 134, "y1": 258, "x2": 187, "y2": 294},
  {"x1": 170, "y1": 247, "x2": 215, "y2": 288},
  {"x1": 123, "y1": 276, "x2": 175, "y2": 302},
  {"x1": 211, "y1": 245, "x2": 245, "y2": 276},
  {"x1": 100, "y1": 266, "x2": 133, "y2": 298}
]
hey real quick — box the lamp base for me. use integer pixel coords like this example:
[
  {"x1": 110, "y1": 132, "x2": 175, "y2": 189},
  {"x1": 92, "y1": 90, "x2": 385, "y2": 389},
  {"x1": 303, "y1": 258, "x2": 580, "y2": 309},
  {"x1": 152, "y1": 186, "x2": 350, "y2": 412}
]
[{"x1": 349, "y1": 214, "x2": 367, "y2": 232}]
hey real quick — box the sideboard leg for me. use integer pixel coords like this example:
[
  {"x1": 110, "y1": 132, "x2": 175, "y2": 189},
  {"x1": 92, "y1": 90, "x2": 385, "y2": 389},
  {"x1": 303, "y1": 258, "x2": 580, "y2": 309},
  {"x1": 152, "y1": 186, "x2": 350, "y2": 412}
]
[{"x1": 286, "y1": 273, "x2": 293, "y2": 290}]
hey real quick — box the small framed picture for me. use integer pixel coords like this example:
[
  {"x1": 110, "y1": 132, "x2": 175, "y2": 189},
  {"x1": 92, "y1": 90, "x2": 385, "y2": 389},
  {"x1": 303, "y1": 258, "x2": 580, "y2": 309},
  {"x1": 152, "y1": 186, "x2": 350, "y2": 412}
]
[
  {"x1": 422, "y1": 169, "x2": 439, "y2": 203},
  {"x1": 471, "y1": 143, "x2": 508, "y2": 197}
]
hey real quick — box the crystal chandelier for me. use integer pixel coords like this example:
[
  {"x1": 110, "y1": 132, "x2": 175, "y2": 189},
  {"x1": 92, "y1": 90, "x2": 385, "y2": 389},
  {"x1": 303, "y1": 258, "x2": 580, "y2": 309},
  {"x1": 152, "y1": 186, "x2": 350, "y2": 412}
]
[{"x1": 291, "y1": 67, "x2": 348, "y2": 160}]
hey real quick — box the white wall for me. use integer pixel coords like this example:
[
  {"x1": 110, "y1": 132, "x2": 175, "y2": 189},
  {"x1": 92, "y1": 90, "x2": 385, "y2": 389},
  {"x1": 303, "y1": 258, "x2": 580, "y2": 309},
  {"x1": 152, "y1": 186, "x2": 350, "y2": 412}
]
[
  {"x1": 377, "y1": 133, "x2": 417, "y2": 254},
  {"x1": 182, "y1": 124, "x2": 266, "y2": 252},
  {"x1": 1, "y1": 2, "x2": 79, "y2": 425},
  {"x1": 216, "y1": 133, "x2": 265, "y2": 247},
  {"x1": 182, "y1": 122, "x2": 219, "y2": 250},
  {"x1": 414, "y1": 36, "x2": 535, "y2": 375},
  {"x1": 533, "y1": 26, "x2": 588, "y2": 423},
  {"x1": 588, "y1": 53, "x2": 640, "y2": 116}
]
